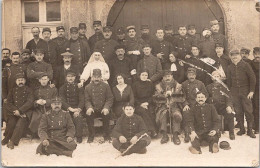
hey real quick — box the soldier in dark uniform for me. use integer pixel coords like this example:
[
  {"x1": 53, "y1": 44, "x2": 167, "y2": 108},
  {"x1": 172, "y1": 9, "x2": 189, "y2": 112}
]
[
  {"x1": 1, "y1": 73, "x2": 34, "y2": 149},
  {"x1": 116, "y1": 27, "x2": 126, "y2": 45},
  {"x1": 227, "y1": 49, "x2": 256, "y2": 138},
  {"x1": 2, "y1": 52, "x2": 27, "y2": 104},
  {"x1": 52, "y1": 26, "x2": 69, "y2": 66},
  {"x1": 84, "y1": 69, "x2": 114, "y2": 143},
  {"x1": 240, "y1": 47, "x2": 251, "y2": 64},
  {"x1": 112, "y1": 103, "x2": 151, "y2": 156},
  {"x1": 140, "y1": 25, "x2": 152, "y2": 45},
  {"x1": 53, "y1": 50, "x2": 80, "y2": 89},
  {"x1": 20, "y1": 49, "x2": 32, "y2": 68},
  {"x1": 124, "y1": 25, "x2": 145, "y2": 71},
  {"x1": 2, "y1": 48, "x2": 12, "y2": 70},
  {"x1": 78, "y1": 23, "x2": 89, "y2": 43},
  {"x1": 251, "y1": 47, "x2": 260, "y2": 134},
  {"x1": 172, "y1": 25, "x2": 194, "y2": 60},
  {"x1": 210, "y1": 20, "x2": 228, "y2": 55},
  {"x1": 42, "y1": 27, "x2": 59, "y2": 68},
  {"x1": 59, "y1": 70, "x2": 84, "y2": 143},
  {"x1": 182, "y1": 68, "x2": 208, "y2": 142},
  {"x1": 89, "y1": 21, "x2": 104, "y2": 53},
  {"x1": 164, "y1": 24, "x2": 175, "y2": 45},
  {"x1": 199, "y1": 28, "x2": 216, "y2": 59},
  {"x1": 28, "y1": 73, "x2": 58, "y2": 137},
  {"x1": 36, "y1": 97, "x2": 77, "y2": 157},
  {"x1": 67, "y1": 27, "x2": 91, "y2": 73},
  {"x1": 94, "y1": 26, "x2": 119, "y2": 63},
  {"x1": 151, "y1": 28, "x2": 173, "y2": 69},
  {"x1": 187, "y1": 24, "x2": 200, "y2": 45},
  {"x1": 186, "y1": 91, "x2": 221, "y2": 154},
  {"x1": 27, "y1": 49, "x2": 53, "y2": 89},
  {"x1": 109, "y1": 45, "x2": 134, "y2": 86},
  {"x1": 206, "y1": 71, "x2": 235, "y2": 140}
]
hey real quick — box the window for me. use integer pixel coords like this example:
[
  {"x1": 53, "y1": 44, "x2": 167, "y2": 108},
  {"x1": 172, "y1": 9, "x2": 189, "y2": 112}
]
[
  {"x1": 24, "y1": 2, "x2": 39, "y2": 22},
  {"x1": 46, "y1": 1, "x2": 61, "y2": 22}
]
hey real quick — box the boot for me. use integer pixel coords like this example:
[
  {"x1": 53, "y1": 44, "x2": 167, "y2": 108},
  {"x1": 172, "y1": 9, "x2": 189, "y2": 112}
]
[
  {"x1": 229, "y1": 131, "x2": 235, "y2": 140},
  {"x1": 237, "y1": 123, "x2": 245, "y2": 136},
  {"x1": 172, "y1": 132, "x2": 181, "y2": 145},
  {"x1": 7, "y1": 141, "x2": 14, "y2": 149},
  {"x1": 247, "y1": 128, "x2": 256, "y2": 138},
  {"x1": 1, "y1": 137, "x2": 9, "y2": 145},
  {"x1": 160, "y1": 132, "x2": 169, "y2": 144},
  {"x1": 184, "y1": 132, "x2": 190, "y2": 143},
  {"x1": 87, "y1": 136, "x2": 94, "y2": 143}
]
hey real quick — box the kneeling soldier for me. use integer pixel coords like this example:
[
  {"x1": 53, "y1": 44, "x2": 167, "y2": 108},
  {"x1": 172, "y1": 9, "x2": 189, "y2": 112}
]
[
  {"x1": 59, "y1": 70, "x2": 84, "y2": 143},
  {"x1": 112, "y1": 103, "x2": 151, "y2": 156},
  {"x1": 2, "y1": 73, "x2": 34, "y2": 149},
  {"x1": 36, "y1": 97, "x2": 77, "y2": 157},
  {"x1": 187, "y1": 92, "x2": 221, "y2": 154}
]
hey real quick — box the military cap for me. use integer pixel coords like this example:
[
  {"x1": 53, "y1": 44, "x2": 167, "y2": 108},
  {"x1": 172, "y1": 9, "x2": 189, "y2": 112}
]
[
  {"x1": 93, "y1": 20, "x2": 102, "y2": 26},
  {"x1": 240, "y1": 47, "x2": 250, "y2": 54},
  {"x1": 164, "y1": 24, "x2": 173, "y2": 31},
  {"x1": 34, "y1": 49, "x2": 45, "y2": 55},
  {"x1": 79, "y1": 23, "x2": 87, "y2": 29},
  {"x1": 114, "y1": 44, "x2": 126, "y2": 51},
  {"x1": 163, "y1": 70, "x2": 172, "y2": 76},
  {"x1": 142, "y1": 43, "x2": 151, "y2": 49},
  {"x1": 219, "y1": 141, "x2": 231, "y2": 150},
  {"x1": 229, "y1": 49, "x2": 240, "y2": 56},
  {"x1": 21, "y1": 49, "x2": 30, "y2": 54},
  {"x1": 61, "y1": 49, "x2": 74, "y2": 57},
  {"x1": 203, "y1": 27, "x2": 211, "y2": 31},
  {"x1": 140, "y1": 25, "x2": 149, "y2": 30},
  {"x1": 253, "y1": 47, "x2": 260, "y2": 53},
  {"x1": 70, "y1": 27, "x2": 78, "y2": 33},
  {"x1": 191, "y1": 44, "x2": 200, "y2": 50},
  {"x1": 187, "y1": 24, "x2": 196, "y2": 30},
  {"x1": 42, "y1": 27, "x2": 51, "y2": 33},
  {"x1": 116, "y1": 27, "x2": 125, "y2": 35},
  {"x1": 15, "y1": 73, "x2": 25, "y2": 80},
  {"x1": 187, "y1": 67, "x2": 196, "y2": 74},
  {"x1": 103, "y1": 26, "x2": 112, "y2": 32},
  {"x1": 126, "y1": 25, "x2": 136, "y2": 31},
  {"x1": 210, "y1": 20, "x2": 219, "y2": 26},
  {"x1": 215, "y1": 43, "x2": 224, "y2": 48},
  {"x1": 56, "y1": 26, "x2": 65, "y2": 32},
  {"x1": 37, "y1": 72, "x2": 48, "y2": 80},
  {"x1": 51, "y1": 97, "x2": 62, "y2": 103},
  {"x1": 178, "y1": 25, "x2": 187, "y2": 29},
  {"x1": 92, "y1": 69, "x2": 102, "y2": 77},
  {"x1": 66, "y1": 70, "x2": 77, "y2": 76}
]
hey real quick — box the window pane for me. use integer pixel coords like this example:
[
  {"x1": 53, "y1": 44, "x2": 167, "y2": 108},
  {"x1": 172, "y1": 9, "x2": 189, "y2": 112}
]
[
  {"x1": 46, "y1": 1, "x2": 61, "y2": 22},
  {"x1": 24, "y1": 2, "x2": 39, "y2": 22}
]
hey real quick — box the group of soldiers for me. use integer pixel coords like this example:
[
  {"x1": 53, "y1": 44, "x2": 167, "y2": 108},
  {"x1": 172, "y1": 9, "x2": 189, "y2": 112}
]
[{"x1": 1, "y1": 19, "x2": 259, "y2": 157}]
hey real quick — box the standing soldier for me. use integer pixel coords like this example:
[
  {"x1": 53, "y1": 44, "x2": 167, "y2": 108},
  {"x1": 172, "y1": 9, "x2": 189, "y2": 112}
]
[
  {"x1": 26, "y1": 27, "x2": 47, "y2": 56},
  {"x1": 52, "y1": 26, "x2": 69, "y2": 66},
  {"x1": 67, "y1": 27, "x2": 91, "y2": 73},
  {"x1": 187, "y1": 25, "x2": 200, "y2": 45},
  {"x1": 2, "y1": 48, "x2": 12, "y2": 70},
  {"x1": 1, "y1": 73, "x2": 34, "y2": 149},
  {"x1": 199, "y1": 28, "x2": 216, "y2": 59},
  {"x1": 240, "y1": 47, "x2": 251, "y2": 64},
  {"x1": 182, "y1": 67, "x2": 208, "y2": 143},
  {"x1": 42, "y1": 27, "x2": 59, "y2": 68},
  {"x1": 78, "y1": 23, "x2": 89, "y2": 43},
  {"x1": 84, "y1": 69, "x2": 114, "y2": 143},
  {"x1": 27, "y1": 49, "x2": 53, "y2": 89},
  {"x1": 59, "y1": 70, "x2": 84, "y2": 143},
  {"x1": 89, "y1": 21, "x2": 104, "y2": 53},
  {"x1": 20, "y1": 49, "x2": 32, "y2": 68},
  {"x1": 94, "y1": 26, "x2": 119, "y2": 63},
  {"x1": 151, "y1": 28, "x2": 173, "y2": 69},
  {"x1": 164, "y1": 24, "x2": 175, "y2": 45},
  {"x1": 28, "y1": 73, "x2": 58, "y2": 137},
  {"x1": 116, "y1": 27, "x2": 126, "y2": 45},
  {"x1": 227, "y1": 49, "x2": 256, "y2": 138},
  {"x1": 140, "y1": 25, "x2": 152, "y2": 45}
]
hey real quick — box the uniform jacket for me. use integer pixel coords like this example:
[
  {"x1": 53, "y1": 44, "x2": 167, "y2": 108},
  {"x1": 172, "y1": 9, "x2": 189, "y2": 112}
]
[
  {"x1": 26, "y1": 38, "x2": 47, "y2": 54},
  {"x1": 5, "y1": 85, "x2": 34, "y2": 115},
  {"x1": 2, "y1": 63, "x2": 27, "y2": 99},
  {"x1": 112, "y1": 113, "x2": 147, "y2": 140},
  {"x1": 89, "y1": 32, "x2": 104, "y2": 53},
  {"x1": 2, "y1": 58, "x2": 12, "y2": 70},
  {"x1": 182, "y1": 79, "x2": 208, "y2": 106},
  {"x1": 199, "y1": 38, "x2": 216, "y2": 59},
  {"x1": 211, "y1": 54, "x2": 230, "y2": 81},
  {"x1": 186, "y1": 102, "x2": 221, "y2": 135},
  {"x1": 94, "y1": 38, "x2": 119, "y2": 62},
  {"x1": 125, "y1": 37, "x2": 145, "y2": 53},
  {"x1": 250, "y1": 60, "x2": 259, "y2": 94},
  {"x1": 84, "y1": 81, "x2": 114, "y2": 111},
  {"x1": 59, "y1": 82, "x2": 85, "y2": 110},
  {"x1": 151, "y1": 39, "x2": 173, "y2": 66},
  {"x1": 43, "y1": 40, "x2": 59, "y2": 67},
  {"x1": 172, "y1": 35, "x2": 194, "y2": 59},
  {"x1": 34, "y1": 85, "x2": 58, "y2": 110},
  {"x1": 52, "y1": 37, "x2": 69, "y2": 65},
  {"x1": 137, "y1": 55, "x2": 163, "y2": 82},
  {"x1": 212, "y1": 32, "x2": 228, "y2": 54}
]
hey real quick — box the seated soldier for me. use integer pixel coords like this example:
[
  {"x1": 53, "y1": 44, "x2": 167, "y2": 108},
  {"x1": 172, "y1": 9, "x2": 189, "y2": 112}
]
[
  {"x1": 206, "y1": 71, "x2": 235, "y2": 140},
  {"x1": 187, "y1": 92, "x2": 221, "y2": 154},
  {"x1": 59, "y1": 70, "x2": 84, "y2": 143},
  {"x1": 1, "y1": 73, "x2": 34, "y2": 149},
  {"x1": 153, "y1": 70, "x2": 185, "y2": 145},
  {"x1": 36, "y1": 97, "x2": 77, "y2": 157},
  {"x1": 112, "y1": 103, "x2": 151, "y2": 156}
]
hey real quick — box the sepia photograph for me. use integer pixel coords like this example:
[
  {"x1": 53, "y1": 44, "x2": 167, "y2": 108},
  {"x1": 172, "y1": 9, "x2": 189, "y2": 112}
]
[{"x1": 0, "y1": 0, "x2": 259, "y2": 167}]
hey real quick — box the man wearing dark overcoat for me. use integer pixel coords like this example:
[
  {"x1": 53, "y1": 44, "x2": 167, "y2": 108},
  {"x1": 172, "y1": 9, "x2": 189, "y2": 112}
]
[{"x1": 89, "y1": 21, "x2": 104, "y2": 53}]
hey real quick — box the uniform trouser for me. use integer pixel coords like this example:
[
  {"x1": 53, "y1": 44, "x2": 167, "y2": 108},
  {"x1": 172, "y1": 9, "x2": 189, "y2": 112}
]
[
  {"x1": 191, "y1": 132, "x2": 219, "y2": 152},
  {"x1": 214, "y1": 102, "x2": 234, "y2": 132},
  {"x1": 231, "y1": 87, "x2": 254, "y2": 129},
  {"x1": 69, "y1": 112, "x2": 83, "y2": 138},
  {"x1": 155, "y1": 105, "x2": 182, "y2": 133},
  {"x1": 4, "y1": 115, "x2": 28, "y2": 145},
  {"x1": 86, "y1": 110, "x2": 110, "y2": 137},
  {"x1": 136, "y1": 106, "x2": 156, "y2": 132},
  {"x1": 252, "y1": 90, "x2": 259, "y2": 131},
  {"x1": 112, "y1": 136, "x2": 151, "y2": 154}
]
